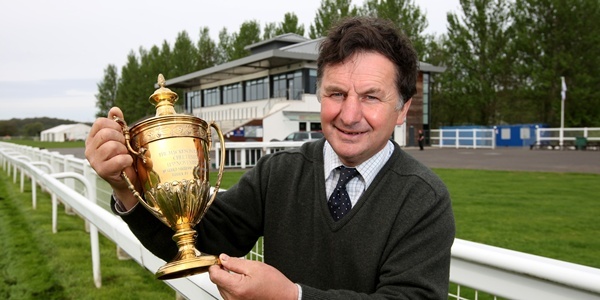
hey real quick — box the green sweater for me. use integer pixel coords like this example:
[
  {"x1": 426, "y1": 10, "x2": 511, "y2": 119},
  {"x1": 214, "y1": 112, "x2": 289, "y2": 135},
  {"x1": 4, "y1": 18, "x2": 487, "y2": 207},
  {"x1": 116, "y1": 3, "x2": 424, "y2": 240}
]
[{"x1": 117, "y1": 139, "x2": 455, "y2": 299}]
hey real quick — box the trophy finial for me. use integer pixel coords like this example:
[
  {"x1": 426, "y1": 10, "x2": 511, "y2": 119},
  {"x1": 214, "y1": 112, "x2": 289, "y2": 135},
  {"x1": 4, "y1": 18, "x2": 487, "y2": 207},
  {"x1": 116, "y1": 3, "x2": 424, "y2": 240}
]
[{"x1": 149, "y1": 73, "x2": 178, "y2": 116}]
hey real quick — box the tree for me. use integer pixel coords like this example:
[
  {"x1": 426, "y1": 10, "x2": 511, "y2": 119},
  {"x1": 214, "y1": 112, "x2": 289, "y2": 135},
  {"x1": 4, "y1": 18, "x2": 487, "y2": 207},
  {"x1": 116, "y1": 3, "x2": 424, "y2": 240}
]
[
  {"x1": 197, "y1": 27, "x2": 218, "y2": 70},
  {"x1": 263, "y1": 22, "x2": 277, "y2": 40},
  {"x1": 115, "y1": 50, "x2": 149, "y2": 123},
  {"x1": 511, "y1": 0, "x2": 600, "y2": 126},
  {"x1": 441, "y1": 0, "x2": 512, "y2": 125},
  {"x1": 95, "y1": 64, "x2": 119, "y2": 118},
  {"x1": 275, "y1": 12, "x2": 305, "y2": 36},
  {"x1": 216, "y1": 28, "x2": 233, "y2": 64},
  {"x1": 23, "y1": 122, "x2": 44, "y2": 137},
  {"x1": 360, "y1": 0, "x2": 429, "y2": 59},
  {"x1": 229, "y1": 20, "x2": 261, "y2": 60},
  {"x1": 171, "y1": 31, "x2": 199, "y2": 77},
  {"x1": 309, "y1": 0, "x2": 358, "y2": 39}
]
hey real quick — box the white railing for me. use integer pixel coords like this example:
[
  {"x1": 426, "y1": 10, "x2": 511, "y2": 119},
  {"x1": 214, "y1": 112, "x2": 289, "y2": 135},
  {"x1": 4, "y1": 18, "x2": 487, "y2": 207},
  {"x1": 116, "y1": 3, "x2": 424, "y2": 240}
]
[
  {"x1": 2, "y1": 141, "x2": 600, "y2": 300},
  {"x1": 214, "y1": 141, "x2": 304, "y2": 169},
  {"x1": 534, "y1": 127, "x2": 600, "y2": 149},
  {"x1": 430, "y1": 128, "x2": 496, "y2": 149}
]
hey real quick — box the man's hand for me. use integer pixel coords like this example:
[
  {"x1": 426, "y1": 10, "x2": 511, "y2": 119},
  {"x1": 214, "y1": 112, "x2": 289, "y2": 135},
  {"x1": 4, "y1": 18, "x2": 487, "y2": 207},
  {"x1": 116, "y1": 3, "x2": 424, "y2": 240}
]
[
  {"x1": 209, "y1": 254, "x2": 299, "y2": 300},
  {"x1": 85, "y1": 107, "x2": 139, "y2": 209}
]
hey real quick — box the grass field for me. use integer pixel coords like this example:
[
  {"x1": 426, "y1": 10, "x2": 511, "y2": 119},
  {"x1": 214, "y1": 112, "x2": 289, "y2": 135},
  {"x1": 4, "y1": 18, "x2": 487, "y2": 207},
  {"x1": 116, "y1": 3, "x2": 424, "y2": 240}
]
[
  {"x1": 0, "y1": 172, "x2": 176, "y2": 299},
  {"x1": 5, "y1": 139, "x2": 85, "y2": 149}
]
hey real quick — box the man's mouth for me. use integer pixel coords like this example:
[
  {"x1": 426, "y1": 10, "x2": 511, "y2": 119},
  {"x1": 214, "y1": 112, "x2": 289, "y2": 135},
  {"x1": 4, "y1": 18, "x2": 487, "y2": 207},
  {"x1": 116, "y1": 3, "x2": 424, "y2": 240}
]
[{"x1": 337, "y1": 127, "x2": 366, "y2": 136}]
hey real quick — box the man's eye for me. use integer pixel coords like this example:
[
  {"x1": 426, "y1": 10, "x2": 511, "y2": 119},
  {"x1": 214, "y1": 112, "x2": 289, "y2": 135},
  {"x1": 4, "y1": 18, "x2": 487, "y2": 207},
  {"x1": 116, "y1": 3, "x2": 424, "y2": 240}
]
[{"x1": 330, "y1": 93, "x2": 345, "y2": 99}]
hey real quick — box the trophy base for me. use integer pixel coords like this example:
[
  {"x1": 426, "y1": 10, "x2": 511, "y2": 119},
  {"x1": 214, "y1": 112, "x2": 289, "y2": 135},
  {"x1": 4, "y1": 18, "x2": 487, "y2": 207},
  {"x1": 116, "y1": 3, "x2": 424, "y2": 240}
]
[{"x1": 156, "y1": 255, "x2": 220, "y2": 280}]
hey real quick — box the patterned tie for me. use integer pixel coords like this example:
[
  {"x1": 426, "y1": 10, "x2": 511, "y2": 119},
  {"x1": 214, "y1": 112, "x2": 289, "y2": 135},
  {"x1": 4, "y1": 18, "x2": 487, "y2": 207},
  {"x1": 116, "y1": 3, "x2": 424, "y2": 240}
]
[{"x1": 328, "y1": 166, "x2": 359, "y2": 221}]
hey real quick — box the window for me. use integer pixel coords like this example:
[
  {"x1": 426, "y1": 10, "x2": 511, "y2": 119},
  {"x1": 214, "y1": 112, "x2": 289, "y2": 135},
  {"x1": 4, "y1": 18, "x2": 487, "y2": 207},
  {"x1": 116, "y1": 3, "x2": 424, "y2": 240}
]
[
  {"x1": 308, "y1": 69, "x2": 317, "y2": 94},
  {"x1": 223, "y1": 83, "x2": 243, "y2": 104},
  {"x1": 203, "y1": 87, "x2": 220, "y2": 107},
  {"x1": 246, "y1": 77, "x2": 269, "y2": 101},
  {"x1": 422, "y1": 73, "x2": 430, "y2": 124},
  {"x1": 272, "y1": 74, "x2": 287, "y2": 98},
  {"x1": 186, "y1": 90, "x2": 202, "y2": 111}
]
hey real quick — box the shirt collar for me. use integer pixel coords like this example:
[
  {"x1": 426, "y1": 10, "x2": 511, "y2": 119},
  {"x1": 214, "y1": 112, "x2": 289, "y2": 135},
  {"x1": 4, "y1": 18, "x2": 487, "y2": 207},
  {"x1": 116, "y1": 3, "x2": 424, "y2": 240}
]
[{"x1": 323, "y1": 140, "x2": 394, "y2": 187}]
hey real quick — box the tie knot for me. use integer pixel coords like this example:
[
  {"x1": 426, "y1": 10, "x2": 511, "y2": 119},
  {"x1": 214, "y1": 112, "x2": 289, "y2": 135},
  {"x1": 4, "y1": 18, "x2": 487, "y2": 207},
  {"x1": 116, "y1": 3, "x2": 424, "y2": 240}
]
[{"x1": 337, "y1": 166, "x2": 359, "y2": 186}]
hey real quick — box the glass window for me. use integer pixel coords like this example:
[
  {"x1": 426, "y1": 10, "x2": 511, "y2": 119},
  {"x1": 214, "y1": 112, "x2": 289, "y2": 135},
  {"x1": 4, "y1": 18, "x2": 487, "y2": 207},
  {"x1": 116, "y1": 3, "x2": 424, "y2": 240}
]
[
  {"x1": 272, "y1": 74, "x2": 287, "y2": 98},
  {"x1": 223, "y1": 83, "x2": 242, "y2": 104},
  {"x1": 422, "y1": 73, "x2": 430, "y2": 124},
  {"x1": 203, "y1": 87, "x2": 220, "y2": 107},
  {"x1": 245, "y1": 77, "x2": 269, "y2": 101},
  {"x1": 308, "y1": 69, "x2": 317, "y2": 94}
]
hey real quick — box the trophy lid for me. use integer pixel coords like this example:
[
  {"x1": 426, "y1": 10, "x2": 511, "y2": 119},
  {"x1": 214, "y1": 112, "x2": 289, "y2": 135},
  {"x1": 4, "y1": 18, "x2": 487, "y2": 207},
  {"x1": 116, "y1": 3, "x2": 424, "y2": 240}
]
[{"x1": 149, "y1": 74, "x2": 178, "y2": 116}]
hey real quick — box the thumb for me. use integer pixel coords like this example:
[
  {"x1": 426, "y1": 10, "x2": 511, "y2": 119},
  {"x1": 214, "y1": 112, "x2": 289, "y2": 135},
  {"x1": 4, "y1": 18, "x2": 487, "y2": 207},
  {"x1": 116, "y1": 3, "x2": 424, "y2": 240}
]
[
  {"x1": 108, "y1": 107, "x2": 124, "y2": 120},
  {"x1": 219, "y1": 254, "x2": 250, "y2": 275}
]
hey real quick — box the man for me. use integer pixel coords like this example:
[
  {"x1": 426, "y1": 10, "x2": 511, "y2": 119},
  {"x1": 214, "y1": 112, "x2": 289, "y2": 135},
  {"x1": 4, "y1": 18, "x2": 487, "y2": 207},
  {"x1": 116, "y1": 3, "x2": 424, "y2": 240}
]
[{"x1": 86, "y1": 17, "x2": 455, "y2": 299}]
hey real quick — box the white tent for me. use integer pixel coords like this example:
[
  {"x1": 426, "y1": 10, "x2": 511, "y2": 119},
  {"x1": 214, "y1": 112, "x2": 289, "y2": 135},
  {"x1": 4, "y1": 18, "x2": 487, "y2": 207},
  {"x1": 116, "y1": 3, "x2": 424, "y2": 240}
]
[{"x1": 40, "y1": 123, "x2": 91, "y2": 142}]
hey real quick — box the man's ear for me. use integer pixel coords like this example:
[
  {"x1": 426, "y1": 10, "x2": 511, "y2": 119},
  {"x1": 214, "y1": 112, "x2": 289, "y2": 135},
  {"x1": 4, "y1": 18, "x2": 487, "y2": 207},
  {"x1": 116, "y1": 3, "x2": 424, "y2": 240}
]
[{"x1": 396, "y1": 98, "x2": 412, "y2": 125}]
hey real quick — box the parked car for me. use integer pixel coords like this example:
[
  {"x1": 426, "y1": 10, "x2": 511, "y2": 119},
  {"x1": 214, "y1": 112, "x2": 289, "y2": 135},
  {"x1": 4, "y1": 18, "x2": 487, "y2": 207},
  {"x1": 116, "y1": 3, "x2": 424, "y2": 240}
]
[{"x1": 280, "y1": 131, "x2": 324, "y2": 142}]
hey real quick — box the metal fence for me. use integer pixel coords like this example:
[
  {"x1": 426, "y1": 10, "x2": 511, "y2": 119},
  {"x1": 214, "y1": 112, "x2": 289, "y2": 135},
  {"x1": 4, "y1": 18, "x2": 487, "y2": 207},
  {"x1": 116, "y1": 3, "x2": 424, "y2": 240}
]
[{"x1": 2, "y1": 141, "x2": 600, "y2": 300}]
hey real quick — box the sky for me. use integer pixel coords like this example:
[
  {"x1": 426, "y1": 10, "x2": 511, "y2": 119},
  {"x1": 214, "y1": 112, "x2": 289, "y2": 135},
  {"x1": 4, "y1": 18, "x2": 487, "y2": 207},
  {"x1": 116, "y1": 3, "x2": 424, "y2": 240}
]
[{"x1": 0, "y1": 0, "x2": 460, "y2": 123}]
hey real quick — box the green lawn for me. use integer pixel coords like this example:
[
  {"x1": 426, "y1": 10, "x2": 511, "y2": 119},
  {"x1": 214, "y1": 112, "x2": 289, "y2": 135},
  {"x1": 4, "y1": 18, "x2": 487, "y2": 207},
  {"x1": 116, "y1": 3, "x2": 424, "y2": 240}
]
[
  {"x1": 0, "y1": 172, "x2": 175, "y2": 299},
  {"x1": 5, "y1": 139, "x2": 85, "y2": 149}
]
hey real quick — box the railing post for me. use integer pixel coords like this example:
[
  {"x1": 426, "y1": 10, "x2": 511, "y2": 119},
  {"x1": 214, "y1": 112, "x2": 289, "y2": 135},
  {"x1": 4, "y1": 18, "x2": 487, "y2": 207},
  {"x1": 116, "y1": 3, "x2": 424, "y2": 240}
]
[
  {"x1": 455, "y1": 129, "x2": 459, "y2": 149},
  {"x1": 241, "y1": 148, "x2": 247, "y2": 169}
]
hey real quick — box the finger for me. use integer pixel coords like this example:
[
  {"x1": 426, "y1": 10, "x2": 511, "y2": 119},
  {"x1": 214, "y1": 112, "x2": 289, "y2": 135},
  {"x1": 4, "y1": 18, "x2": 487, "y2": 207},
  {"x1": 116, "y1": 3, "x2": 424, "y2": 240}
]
[
  {"x1": 209, "y1": 259, "x2": 244, "y2": 287},
  {"x1": 108, "y1": 107, "x2": 124, "y2": 120},
  {"x1": 218, "y1": 254, "x2": 251, "y2": 276}
]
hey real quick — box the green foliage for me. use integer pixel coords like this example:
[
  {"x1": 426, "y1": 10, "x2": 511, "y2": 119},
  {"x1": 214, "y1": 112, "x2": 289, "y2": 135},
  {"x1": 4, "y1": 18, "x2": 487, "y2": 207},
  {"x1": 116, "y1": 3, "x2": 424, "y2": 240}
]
[
  {"x1": 434, "y1": 0, "x2": 600, "y2": 127},
  {"x1": 510, "y1": 0, "x2": 600, "y2": 127},
  {"x1": 230, "y1": 20, "x2": 262, "y2": 60},
  {"x1": 360, "y1": 0, "x2": 429, "y2": 60},
  {"x1": 442, "y1": 0, "x2": 512, "y2": 125},
  {"x1": 309, "y1": 0, "x2": 358, "y2": 39},
  {"x1": 95, "y1": 64, "x2": 119, "y2": 118},
  {"x1": 0, "y1": 118, "x2": 84, "y2": 138},
  {"x1": 275, "y1": 12, "x2": 305, "y2": 36}
]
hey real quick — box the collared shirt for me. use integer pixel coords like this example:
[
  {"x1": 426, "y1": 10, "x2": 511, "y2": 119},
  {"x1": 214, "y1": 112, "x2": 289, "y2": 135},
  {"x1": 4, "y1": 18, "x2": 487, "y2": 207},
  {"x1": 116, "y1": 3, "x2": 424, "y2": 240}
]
[{"x1": 323, "y1": 140, "x2": 394, "y2": 207}]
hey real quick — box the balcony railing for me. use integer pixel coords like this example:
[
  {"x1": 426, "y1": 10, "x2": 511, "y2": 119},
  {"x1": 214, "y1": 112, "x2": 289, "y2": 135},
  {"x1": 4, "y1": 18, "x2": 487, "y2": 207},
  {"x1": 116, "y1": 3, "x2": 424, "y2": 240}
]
[{"x1": 1, "y1": 141, "x2": 599, "y2": 299}]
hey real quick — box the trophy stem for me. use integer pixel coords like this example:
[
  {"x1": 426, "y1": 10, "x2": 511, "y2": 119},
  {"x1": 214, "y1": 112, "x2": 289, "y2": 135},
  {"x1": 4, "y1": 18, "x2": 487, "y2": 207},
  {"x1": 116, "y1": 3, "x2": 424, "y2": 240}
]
[{"x1": 155, "y1": 223, "x2": 220, "y2": 280}]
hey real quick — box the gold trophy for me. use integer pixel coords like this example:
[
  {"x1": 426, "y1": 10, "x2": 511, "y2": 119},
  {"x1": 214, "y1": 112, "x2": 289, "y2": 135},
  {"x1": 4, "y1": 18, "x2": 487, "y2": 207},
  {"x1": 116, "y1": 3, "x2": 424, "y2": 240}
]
[{"x1": 115, "y1": 74, "x2": 226, "y2": 280}]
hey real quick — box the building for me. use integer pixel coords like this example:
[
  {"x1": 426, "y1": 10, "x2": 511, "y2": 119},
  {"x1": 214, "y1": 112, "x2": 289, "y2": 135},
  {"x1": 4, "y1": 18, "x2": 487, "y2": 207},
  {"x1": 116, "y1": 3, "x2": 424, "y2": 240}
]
[
  {"x1": 40, "y1": 123, "x2": 91, "y2": 142},
  {"x1": 165, "y1": 33, "x2": 444, "y2": 146}
]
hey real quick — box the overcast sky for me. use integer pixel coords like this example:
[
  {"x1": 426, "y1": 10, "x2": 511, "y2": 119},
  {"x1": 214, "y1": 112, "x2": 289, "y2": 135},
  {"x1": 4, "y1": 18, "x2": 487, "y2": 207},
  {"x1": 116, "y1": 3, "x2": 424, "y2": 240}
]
[{"x1": 0, "y1": 0, "x2": 460, "y2": 123}]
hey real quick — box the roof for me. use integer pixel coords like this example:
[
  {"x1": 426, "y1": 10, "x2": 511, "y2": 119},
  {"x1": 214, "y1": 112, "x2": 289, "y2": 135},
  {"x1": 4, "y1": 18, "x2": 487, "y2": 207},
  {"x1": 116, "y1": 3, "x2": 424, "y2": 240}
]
[
  {"x1": 41, "y1": 123, "x2": 91, "y2": 134},
  {"x1": 165, "y1": 34, "x2": 445, "y2": 89}
]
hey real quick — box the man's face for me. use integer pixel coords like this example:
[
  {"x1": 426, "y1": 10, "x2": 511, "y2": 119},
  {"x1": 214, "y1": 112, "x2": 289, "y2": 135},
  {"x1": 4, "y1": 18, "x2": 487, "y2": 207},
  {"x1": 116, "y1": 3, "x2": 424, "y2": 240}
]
[{"x1": 319, "y1": 52, "x2": 411, "y2": 167}]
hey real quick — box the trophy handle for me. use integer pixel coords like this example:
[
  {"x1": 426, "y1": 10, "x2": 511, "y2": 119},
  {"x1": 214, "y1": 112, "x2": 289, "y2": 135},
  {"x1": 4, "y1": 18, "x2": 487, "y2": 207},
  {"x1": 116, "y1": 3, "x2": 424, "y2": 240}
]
[
  {"x1": 113, "y1": 116, "x2": 144, "y2": 158},
  {"x1": 113, "y1": 116, "x2": 148, "y2": 204},
  {"x1": 206, "y1": 121, "x2": 226, "y2": 213}
]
